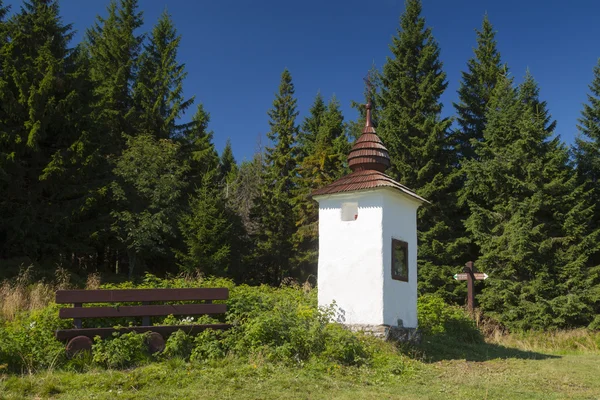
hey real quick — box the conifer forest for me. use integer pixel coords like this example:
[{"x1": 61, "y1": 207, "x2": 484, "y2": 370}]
[{"x1": 1, "y1": 0, "x2": 599, "y2": 331}]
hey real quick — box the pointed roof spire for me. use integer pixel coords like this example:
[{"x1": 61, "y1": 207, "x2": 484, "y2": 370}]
[
  {"x1": 312, "y1": 74, "x2": 427, "y2": 205},
  {"x1": 347, "y1": 100, "x2": 390, "y2": 172}
]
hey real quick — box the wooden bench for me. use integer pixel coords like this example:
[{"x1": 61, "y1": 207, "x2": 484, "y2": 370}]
[{"x1": 55, "y1": 288, "x2": 231, "y2": 355}]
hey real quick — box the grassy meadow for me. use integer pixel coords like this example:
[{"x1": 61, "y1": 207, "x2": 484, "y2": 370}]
[{"x1": 0, "y1": 269, "x2": 599, "y2": 399}]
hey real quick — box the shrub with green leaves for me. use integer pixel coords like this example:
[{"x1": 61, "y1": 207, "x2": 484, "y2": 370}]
[
  {"x1": 0, "y1": 304, "x2": 69, "y2": 373},
  {"x1": 162, "y1": 330, "x2": 194, "y2": 360},
  {"x1": 225, "y1": 285, "x2": 370, "y2": 366},
  {"x1": 92, "y1": 331, "x2": 150, "y2": 369},
  {"x1": 0, "y1": 277, "x2": 382, "y2": 373},
  {"x1": 322, "y1": 323, "x2": 370, "y2": 366},
  {"x1": 417, "y1": 294, "x2": 483, "y2": 343},
  {"x1": 191, "y1": 330, "x2": 226, "y2": 362}
]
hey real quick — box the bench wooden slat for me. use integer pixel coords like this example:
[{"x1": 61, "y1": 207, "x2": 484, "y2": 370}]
[
  {"x1": 55, "y1": 288, "x2": 229, "y2": 304},
  {"x1": 56, "y1": 324, "x2": 231, "y2": 341},
  {"x1": 59, "y1": 303, "x2": 227, "y2": 319}
]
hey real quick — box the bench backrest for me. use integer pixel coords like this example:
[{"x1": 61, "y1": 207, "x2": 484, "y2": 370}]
[{"x1": 56, "y1": 288, "x2": 229, "y2": 324}]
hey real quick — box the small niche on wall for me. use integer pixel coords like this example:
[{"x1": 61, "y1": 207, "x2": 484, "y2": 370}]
[
  {"x1": 341, "y1": 202, "x2": 358, "y2": 221},
  {"x1": 391, "y1": 239, "x2": 409, "y2": 282}
]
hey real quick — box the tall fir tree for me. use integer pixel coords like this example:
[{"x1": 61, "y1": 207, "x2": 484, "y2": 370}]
[
  {"x1": 378, "y1": 0, "x2": 452, "y2": 188},
  {"x1": 0, "y1": 0, "x2": 95, "y2": 264},
  {"x1": 179, "y1": 103, "x2": 220, "y2": 190},
  {"x1": 84, "y1": 0, "x2": 144, "y2": 273},
  {"x1": 518, "y1": 70, "x2": 557, "y2": 135},
  {"x1": 0, "y1": 1, "x2": 8, "y2": 33},
  {"x1": 293, "y1": 95, "x2": 349, "y2": 278},
  {"x1": 111, "y1": 135, "x2": 188, "y2": 277},
  {"x1": 574, "y1": 58, "x2": 600, "y2": 272},
  {"x1": 454, "y1": 14, "x2": 504, "y2": 161},
  {"x1": 451, "y1": 15, "x2": 506, "y2": 284},
  {"x1": 462, "y1": 75, "x2": 600, "y2": 329},
  {"x1": 574, "y1": 58, "x2": 600, "y2": 188},
  {"x1": 177, "y1": 170, "x2": 233, "y2": 277},
  {"x1": 86, "y1": 0, "x2": 143, "y2": 152},
  {"x1": 297, "y1": 91, "x2": 325, "y2": 159},
  {"x1": 175, "y1": 105, "x2": 246, "y2": 280},
  {"x1": 251, "y1": 69, "x2": 299, "y2": 284},
  {"x1": 378, "y1": 0, "x2": 463, "y2": 300},
  {"x1": 219, "y1": 138, "x2": 237, "y2": 184},
  {"x1": 134, "y1": 9, "x2": 193, "y2": 139},
  {"x1": 228, "y1": 153, "x2": 263, "y2": 240}
]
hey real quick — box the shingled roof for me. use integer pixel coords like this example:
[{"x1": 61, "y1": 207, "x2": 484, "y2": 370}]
[
  {"x1": 311, "y1": 169, "x2": 428, "y2": 203},
  {"x1": 312, "y1": 101, "x2": 427, "y2": 204}
]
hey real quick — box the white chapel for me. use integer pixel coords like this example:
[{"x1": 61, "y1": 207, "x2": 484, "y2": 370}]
[{"x1": 312, "y1": 100, "x2": 428, "y2": 334}]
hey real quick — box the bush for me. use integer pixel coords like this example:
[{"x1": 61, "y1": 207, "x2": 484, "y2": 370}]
[
  {"x1": 322, "y1": 324, "x2": 370, "y2": 366},
  {"x1": 0, "y1": 304, "x2": 70, "y2": 373},
  {"x1": 92, "y1": 331, "x2": 150, "y2": 369},
  {"x1": 588, "y1": 315, "x2": 600, "y2": 331},
  {"x1": 190, "y1": 330, "x2": 226, "y2": 362},
  {"x1": 0, "y1": 276, "x2": 382, "y2": 373},
  {"x1": 162, "y1": 330, "x2": 194, "y2": 360},
  {"x1": 226, "y1": 286, "x2": 370, "y2": 366},
  {"x1": 417, "y1": 294, "x2": 483, "y2": 343}
]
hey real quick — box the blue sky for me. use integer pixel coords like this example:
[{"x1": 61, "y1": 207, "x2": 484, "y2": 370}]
[{"x1": 5, "y1": 0, "x2": 600, "y2": 161}]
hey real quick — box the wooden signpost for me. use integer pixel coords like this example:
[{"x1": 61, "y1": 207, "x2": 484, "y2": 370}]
[{"x1": 453, "y1": 261, "x2": 488, "y2": 313}]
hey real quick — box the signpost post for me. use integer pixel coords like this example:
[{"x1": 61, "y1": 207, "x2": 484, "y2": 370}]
[{"x1": 453, "y1": 261, "x2": 488, "y2": 314}]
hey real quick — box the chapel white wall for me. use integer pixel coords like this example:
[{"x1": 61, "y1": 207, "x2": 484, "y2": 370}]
[
  {"x1": 316, "y1": 191, "x2": 385, "y2": 325},
  {"x1": 381, "y1": 190, "x2": 420, "y2": 328}
]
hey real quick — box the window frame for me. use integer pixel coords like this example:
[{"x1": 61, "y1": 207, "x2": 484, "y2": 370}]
[{"x1": 391, "y1": 239, "x2": 409, "y2": 282}]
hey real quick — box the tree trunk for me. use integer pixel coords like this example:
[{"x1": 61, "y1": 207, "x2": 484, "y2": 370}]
[{"x1": 127, "y1": 249, "x2": 136, "y2": 279}]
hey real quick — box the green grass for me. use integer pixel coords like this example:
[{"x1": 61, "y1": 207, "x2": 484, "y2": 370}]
[
  {"x1": 2, "y1": 275, "x2": 599, "y2": 399},
  {"x1": 2, "y1": 338, "x2": 599, "y2": 399}
]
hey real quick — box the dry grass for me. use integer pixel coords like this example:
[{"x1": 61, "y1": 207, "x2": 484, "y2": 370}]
[
  {"x1": 488, "y1": 328, "x2": 600, "y2": 354},
  {"x1": 85, "y1": 273, "x2": 101, "y2": 290},
  {"x1": 468, "y1": 308, "x2": 599, "y2": 355},
  {"x1": 0, "y1": 267, "x2": 102, "y2": 321},
  {"x1": 0, "y1": 266, "x2": 56, "y2": 321}
]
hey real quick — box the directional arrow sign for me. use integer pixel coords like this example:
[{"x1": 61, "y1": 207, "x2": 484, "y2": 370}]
[
  {"x1": 454, "y1": 272, "x2": 488, "y2": 281},
  {"x1": 454, "y1": 262, "x2": 489, "y2": 313},
  {"x1": 453, "y1": 273, "x2": 467, "y2": 280}
]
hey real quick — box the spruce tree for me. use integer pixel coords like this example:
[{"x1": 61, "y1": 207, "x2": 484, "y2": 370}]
[
  {"x1": 378, "y1": 0, "x2": 451, "y2": 187},
  {"x1": 251, "y1": 69, "x2": 299, "y2": 284},
  {"x1": 175, "y1": 105, "x2": 246, "y2": 280},
  {"x1": 83, "y1": 0, "x2": 144, "y2": 272},
  {"x1": 0, "y1": 0, "x2": 95, "y2": 263},
  {"x1": 297, "y1": 92, "x2": 325, "y2": 159},
  {"x1": 518, "y1": 70, "x2": 557, "y2": 135},
  {"x1": 462, "y1": 75, "x2": 600, "y2": 329},
  {"x1": 293, "y1": 95, "x2": 349, "y2": 278},
  {"x1": 378, "y1": 0, "x2": 462, "y2": 300},
  {"x1": 111, "y1": 135, "x2": 188, "y2": 277},
  {"x1": 0, "y1": 1, "x2": 8, "y2": 31},
  {"x1": 179, "y1": 103, "x2": 220, "y2": 190},
  {"x1": 219, "y1": 138, "x2": 237, "y2": 183},
  {"x1": 574, "y1": 59, "x2": 600, "y2": 193},
  {"x1": 454, "y1": 15, "x2": 504, "y2": 160},
  {"x1": 134, "y1": 9, "x2": 193, "y2": 139},
  {"x1": 86, "y1": 0, "x2": 143, "y2": 152},
  {"x1": 574, "y1": 58, "x2": 600, "y2": 281},
  {"x1": 228, "y1": 153, "x2": 263, "y2": 239},
  {"x1": 177, "y1": 170, "x2": 233, "y2": 276}
]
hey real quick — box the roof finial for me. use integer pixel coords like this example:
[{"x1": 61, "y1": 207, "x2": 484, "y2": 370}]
[
  {"x1": 365, "y1": 101, "x2": 374, "y2": 129},
  {"x1": 363, "y1": 72, "x2": 375, "y2": 133}
]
